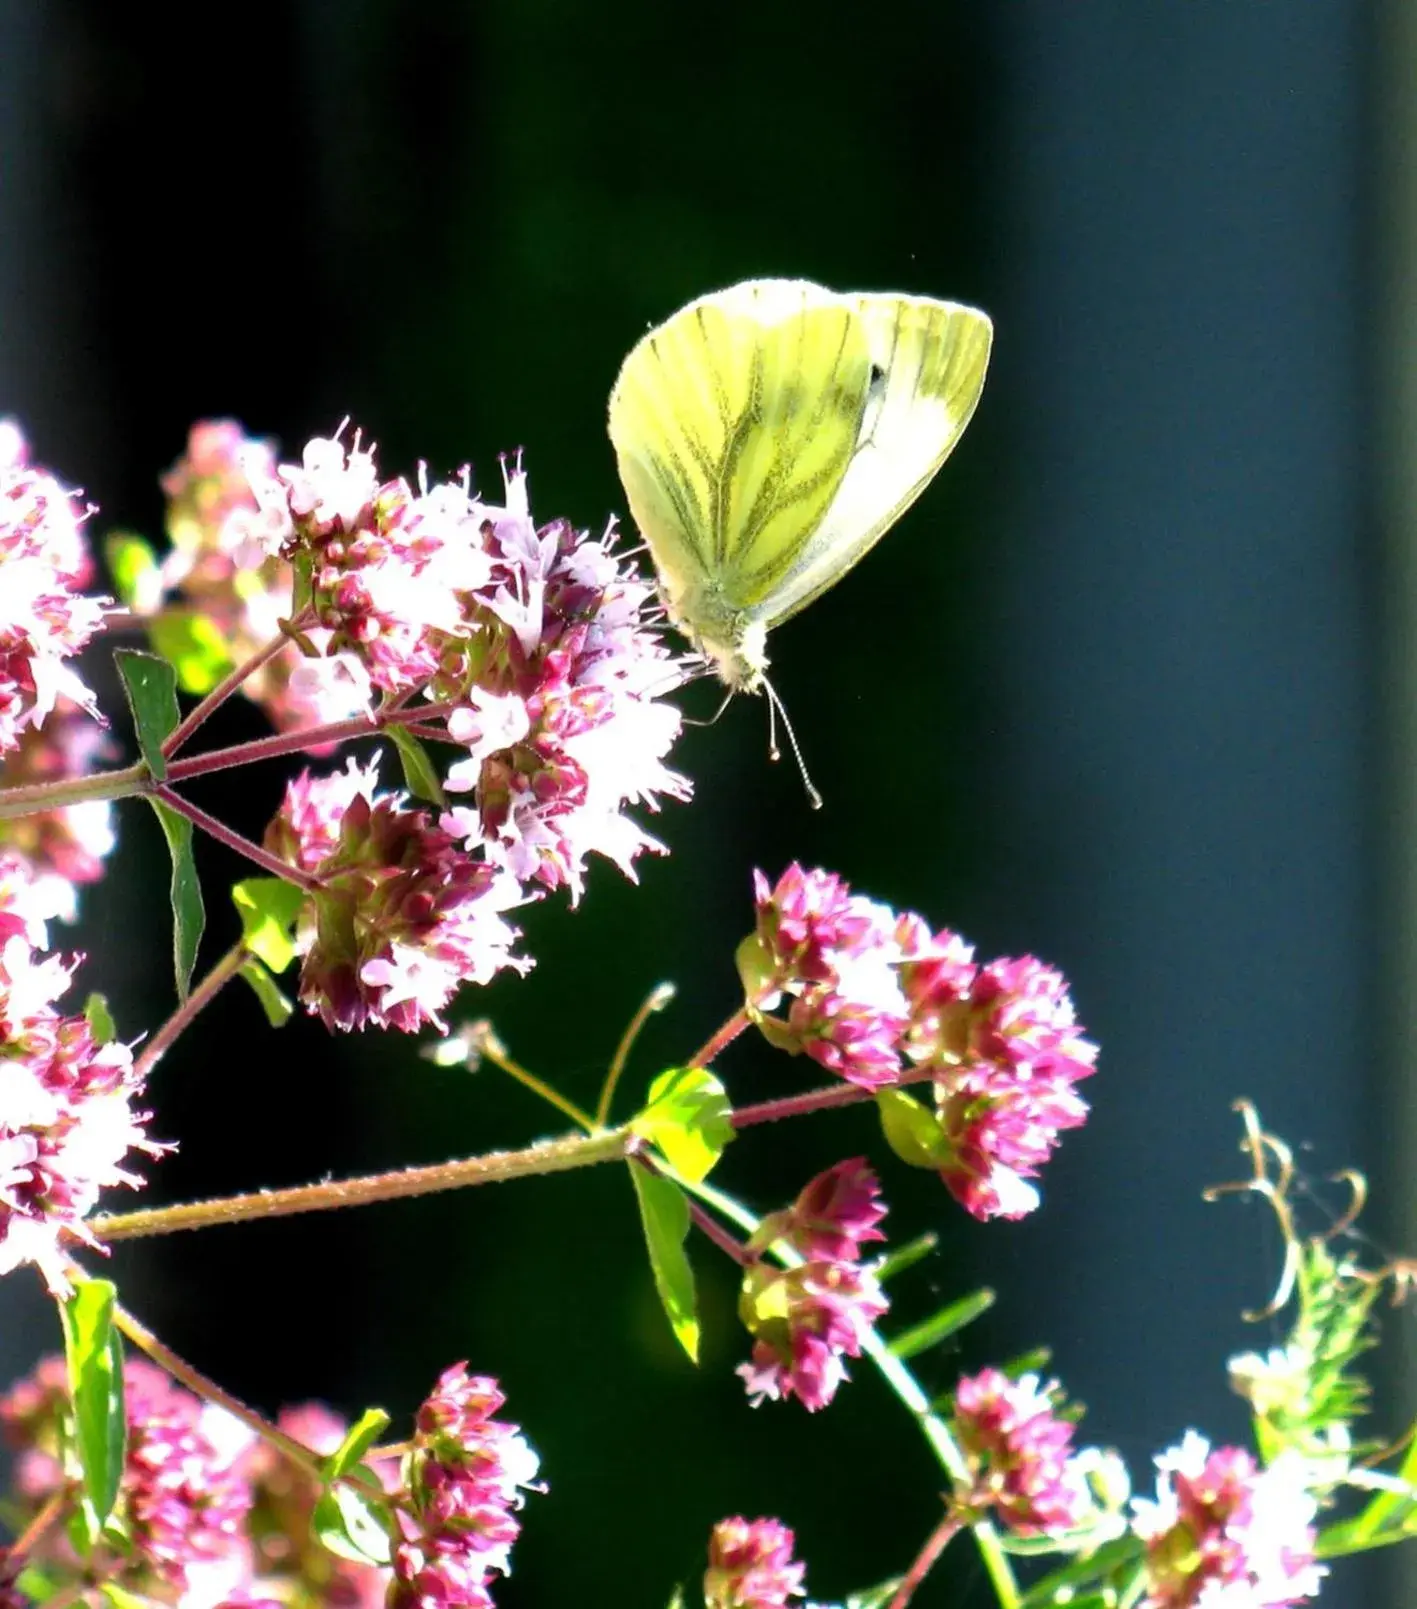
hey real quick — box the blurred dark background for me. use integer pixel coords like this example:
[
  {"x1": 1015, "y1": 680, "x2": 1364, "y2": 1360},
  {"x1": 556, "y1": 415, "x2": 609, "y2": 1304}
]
[{"x1": 0, "y1": 3, "x2": 1404, "y2": 1605}]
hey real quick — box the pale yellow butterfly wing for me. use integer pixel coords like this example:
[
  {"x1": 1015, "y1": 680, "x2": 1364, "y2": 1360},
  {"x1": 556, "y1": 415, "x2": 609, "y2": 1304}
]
[
  {"x1": 608, "y1": 280, "x2": 875, "y2": 678},
  {"x1": 753, "y1": 293, "x2": 993, "y2": 630}
]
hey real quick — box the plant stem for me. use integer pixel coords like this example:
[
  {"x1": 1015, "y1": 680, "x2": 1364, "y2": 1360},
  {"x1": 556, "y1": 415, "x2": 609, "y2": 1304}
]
[
  {"x1": 163, "y1": 700, "x2": 459, "y2": 785},
  {"x1": 887, "y1": 1511, "x2": 963, "y2": 1609},
  {"x1": 136, "y1": 944, "x2": 248, "y2": 1080},
  {"x1": 475, "y1": 1025, "x2": 600, "y2": 1133},
  {"x1": 3, "y1": 1488, "x2": 65, "y2": 1570},
  {"x1": 676, "y1": 1170, "x2": 1021, "y2": 1609},
  {"x1": 689, "y1": 1007, "x2": 749, "y2": 1068},
  {"x1": 0, "y1": 761, "x2": 150, "y2": 820},
  {"x1": 730, "y1": 1063, "x2": 938, "y2": 1129},
  {"x1": 111, "y1": 1298, "x2": 324, "y2": 1479},
  {"x1": 162, "y1": 629, "x2": 297, "y2": 758},
  {"x1": 152, "y1": 785, "x2": 323, "y2": 890},
  {"x1": 90, "y1": 1127, "x2": 631, "y2": 1242},
  {"x1": 597, "y1": 982, "x2": 677, "y2": 1126},
  {"x1": 682, "y1": 1189, "x2": 754, "y2": 1267}
]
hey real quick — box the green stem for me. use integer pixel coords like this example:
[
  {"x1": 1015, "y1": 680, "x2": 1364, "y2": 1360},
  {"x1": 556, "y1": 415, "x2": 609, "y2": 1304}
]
[
  {"x1": 679, "y1": 1170, "x2": 1021, "y2": 1609},
  {"x1": 597, "y1": 982, "x2": 677, "y2": 1126},
  {"x1": 90, "y1": 1127, "x2": 631, "y2": 1242},
  {"x1": 0, "y1": 760, "x2": 150, "y2": 819},
  {"x1": 475, "y1": 1024, "x2": 601, "y2": 1133},
  {"x1": 135, "y1": 943, "x2": 247, "y2": 1080}
]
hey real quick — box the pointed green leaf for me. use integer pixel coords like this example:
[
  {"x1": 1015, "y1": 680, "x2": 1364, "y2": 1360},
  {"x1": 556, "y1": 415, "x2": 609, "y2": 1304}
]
[
  {"x1": 147, "y1": 798, "x2": 204, "y2": 999},
  {"x1": 888, "y1": 1288, "x2": 996, "y2": 1360},
  {"x1": 845, "y1": 1579, "x2": 907, "y2": 1609},
  {"x1": 874, "y1": 1231, "x2": 938, "y2": 1284},
  {"x1": 628, "y1": 1162, "x2": 699, "y2": 1361},
  {"x1": 101, "y1": 1587, "x2": 151, "y2": 1609},
  {"x1": 104, "y1": 532, "x2": 161, "y2": 613},
  {"x1": 83, "y1": 993, "x2": 117, "y2": 1046},
  {"x1": 231, "y1": 876, "x2": 306, "y2": 973},
  {"x1": 59, "y1": 1279, "x2": 125, "y2": 1543},
  {"x1": 313, "y1": 1483, "x2": 397, "y2": 1566},
  {"x1": 239, "y1": 958, "x2": 294, "y2": 1027},
  {"x1": 386, "y1": 723, "x2": 446, "y2": 808},
  {"x1": 114, "y1": 648, "x2": 180, "y2": 781},
  {"x1": 877, "y1": 1087, "x2": 952, "y2": 1169},
  {"x1": 149, "y1": 610, "x2": 236, "y2": 696},
  {"x1": 322, "y1": 1407, "x2": 391, "y2": 1481},
  {"x1": 631, "y1": 1066, "x2": 735, "y2": 1184}
]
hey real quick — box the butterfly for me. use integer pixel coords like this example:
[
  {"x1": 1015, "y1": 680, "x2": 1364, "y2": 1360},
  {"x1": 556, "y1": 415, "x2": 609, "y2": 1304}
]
[{"x1": 607, "y1": 278, "x2": 993, "y2": 695}]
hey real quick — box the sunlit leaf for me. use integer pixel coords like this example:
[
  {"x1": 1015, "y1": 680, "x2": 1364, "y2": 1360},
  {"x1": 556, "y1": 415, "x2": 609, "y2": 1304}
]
[
  {"x1": 888, "y1": 1288, "x2": 996, "y2": 1360},
  {"x1": 147, "y1": 798, "x2": 204, "y2": 999},
  {"x1": 149, "y1": 610, "x2": 236, "y2": 696},
  {"x1": 313, "y1": 1484, "x2": 397, "y2": 1566},
  {"x1": 104, "y1": 531, "x2": 161, "y2": 614},
  {"x1": 114, "y1": 648, "x2": 179, "y2": 781},
  {"x1": 322, "y1": 1407, "x2": 391, "y2": 1481},
  {"x1": 385, "y1": 724, "x2": 445, "y2": 808},
  {"x1": 239, "y1": 958, "x2": 294, "y2": 1027},
  {"x1": 631, "y1": 1066, "x2": 734, "y2": 1184},
  {"x1": 59, "y1": 1279, "x2": 125, "y2": 1545},
  {"x1": 83, "y1": 993, "x2": 117, "y2": 1046},
  {"x1": 231, "y1": 877, "x2": 306, "y2": 973},
  {"x1": 628, "y1": 1162, "x2": 699, "y2": 1362},
  {"x1": 876, "y1": 1087, "x2": 951, "y2": 1169}
]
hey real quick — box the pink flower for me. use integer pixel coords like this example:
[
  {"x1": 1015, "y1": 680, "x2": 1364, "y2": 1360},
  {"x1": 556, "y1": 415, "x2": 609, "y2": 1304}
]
[
  {"x1": 1, "y1": 1355, "x2": 256, "y2": 1602},
  {"x1": 704, "y1": 1516, "x2": 807, "y2": 1609},
  {"x1": 1133, "y1": 1434, "x2": 1324, "y2": 1608},
  {"x1": 905, "y1": 940, "x2": 1097, "y2": 1221},
  {"x1": 742, "y1": 865, "x2": 909, "y2": 1089},
  {"x1": 753, "y1": 1158, "x2": 887, "y2": 1265},
  {"x1": 0, "y1": 935, "x2": 156, "y2": 1293},
  {"x1": 951, "y1": 1368, "x2": 1090, "y2": 1537},
  {"x1": 0, "y1": 431, "x2": 107, "y2": 754},
  {"x1": 437, "y1": 459, "x2": 691, "y2": 902},
  {"x1": 737, "y1": 1260, "x2": 888, "y2": 1412},
  {"x1": 158, "y1": 421, "x2": 373, "y2": 737},
  {"x1": 391, "y1": 1365, "x2": 541, "y2": 1609},
  {"x1": 267, "y1": 763, "x2": 528, "y2": 1034},
  {"x1": 0, "y1": 699, "x2": 116, "y2": 920}
]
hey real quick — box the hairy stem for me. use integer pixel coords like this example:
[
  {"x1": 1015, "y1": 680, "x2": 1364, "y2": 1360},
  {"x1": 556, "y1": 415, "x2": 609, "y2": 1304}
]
[
  {"x1": 111, "y1": 1299, "x2": 324, "y2": 1479},
  {"x1": 90, "y1": 1127, "x2": 632, "y2": 1242},
  {"x1": 597, "y1": 982, "x2": 677, "y2": 1126},
  {"x1": 136, "y1": 944, "x2": 248, "y2": 1080},
  {"x1": 162, "y1": 627, "x2": 302, "y2": 758},
  {"x1": 887, "y1": 1511, "x2": 964, "y2": 1609},
  {"x1": 152, "y1": 785, "x2": 323, "y2": 890},
  {"x1": 730, "y1": 1063, "x2": 937, "y2": 1129},
  {"x1": 688, "y1": 1007, "x2": 750, "y2": 1069},
  {"x1": 0, "y1": 761, "x2": 150, "y2": 820}
]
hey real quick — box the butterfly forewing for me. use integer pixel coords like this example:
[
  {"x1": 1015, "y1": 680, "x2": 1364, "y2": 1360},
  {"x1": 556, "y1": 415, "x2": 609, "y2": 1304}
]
[
  {"x1": 608, "y1": 281, "x2": 872, "y2": 617},
  {"x1": 747, "y1": 295, "x2": 993, "y2": 630}
]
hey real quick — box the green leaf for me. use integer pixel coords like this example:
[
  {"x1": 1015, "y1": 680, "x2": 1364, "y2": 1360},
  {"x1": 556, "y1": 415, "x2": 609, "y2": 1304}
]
[
  {"x1": 59, "y1": 1279, "x2": 126, "y2": 1543},
  {"x1": 114, "y1": 648, "x2": 180, "y2": 781},
  {"x1": 147, "y1": 798, "x2": 205, "y2": 999},
  {"x1": 104, "y1": 532, "x2": 160, "y2": 612},
  {"x1": 83, "y1": 993, "x2": 117, "y2": 1046},
  {"x1": 313, "y1": 1483, "x2": 397, "y2": 1566},
  {"x1": 149, "y1": 610, "x2": 236, "y2": 696},
  {"x1": 874, "y1": 1231, "x2": 938, "y2": 1283},
  {"x1": 888, "y1": 1288, "x2": 996, "y2": 1360},
  {"x1": 845, "y1": 1578, "x2": 907, "y2": 1609},
  {"x1": 628, "y1": 1162, "x2": 699, "y2": 1362},
  {"x1": 239, "y1": 958, "x2": 294, "y2": 1027},
  {"x1": 231, "y1": 877, "x2": 306, "y2": 973},
  {"x1": 631, "y1": 1066, "x2": 735, "y2": 1185},
  {"x1": 322, "y1": 1406, "x2": 391, "y2": 1481},
  {"x1": 876, "y1": 1087, "x2": 952, "y2": 1169},
  {"x1": 386, "y1": 723, "x2": 446, "y2": 808}
]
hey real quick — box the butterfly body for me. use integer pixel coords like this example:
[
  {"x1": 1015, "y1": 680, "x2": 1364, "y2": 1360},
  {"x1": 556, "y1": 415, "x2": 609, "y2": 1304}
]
[{"x1": 608, "y1": 278, "x2": 993, "y2": 691}]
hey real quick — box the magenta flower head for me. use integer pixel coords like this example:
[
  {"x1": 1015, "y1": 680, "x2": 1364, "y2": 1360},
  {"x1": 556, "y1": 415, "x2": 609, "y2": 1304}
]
[
  {"x1": 740, "y1": 865, "x2": 909, "y2": 1089},
  {"x1": 704, "y1": 1516, "x2": 807, "y2": 1609},
  {"x1": 391, "y1": 1364, "x2": 542, "y2": 1609},
  {"x1": 752, "y1": 1158, "x2": 888, "y2": 1265},
  {"x1": 0, "y1": 1355, "x2": 257, "y2": 1603},
  {"x1": 0, "y1": 700, "x2": 115, "y2": 920},
  {"x1": 158, "y1": 421, "x2": 371, "y2": 735},
  {"x1": 737, "y1": 1259, "x2": 888, "y2": 1413},
  {"x1": 1133, "y1": 1433, "x2": 1324, "y2": 1608},
  {"x1": 0, "y1": 427, "x2": 107, "y2": 756},
  {"x1": 902, "y1": 928, "x2": 1098, "y2": 1221},
  {"x1": 0, "y1": 936, "x2": 157, "y2": 1293},
  {"x1": 950, "y1": 1367, "x2": 1091, "y2": 1537},
  {"x1": 435, "y1": 458, "x2": 691, "y2": 903},
  {"x1": 267, "y1": 760, "x2": 528, "y2": 1033}
]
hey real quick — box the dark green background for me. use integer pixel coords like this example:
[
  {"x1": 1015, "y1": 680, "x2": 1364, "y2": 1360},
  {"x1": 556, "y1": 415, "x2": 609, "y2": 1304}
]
[{"x1": 0, "y1": 4, "x2": 1385, "y2": 1605}]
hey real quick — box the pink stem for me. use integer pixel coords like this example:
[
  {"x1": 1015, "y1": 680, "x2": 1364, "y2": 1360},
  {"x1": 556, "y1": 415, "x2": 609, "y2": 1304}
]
[
  {"x1": 135, "y1": 944, "x2": 248, "y2": 1080},
  {"x1": 162, "y1": 628, "x2": 299, "y2": 758},
  {"x1": 731, "y1": 1064, "x2": 938, "y2": 1129},
  {"x1": 688, "y1": 1008, "x2": 750, "y2": 1069},
  {"x1": 887, "y1": 1512, "x2": 963, "y2": 1609},
  {"x1": 152, "y1": 784, "x2": 322, "y2": 891},
  {"x1": 684, "y1": 1191, "x2": 755, "y2": 1266}
]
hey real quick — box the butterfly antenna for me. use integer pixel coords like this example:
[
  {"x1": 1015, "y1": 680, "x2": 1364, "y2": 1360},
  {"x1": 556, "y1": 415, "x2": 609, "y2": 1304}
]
[{"x1": 763, "y1": 677, "x2": 823, "y2": 810}]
